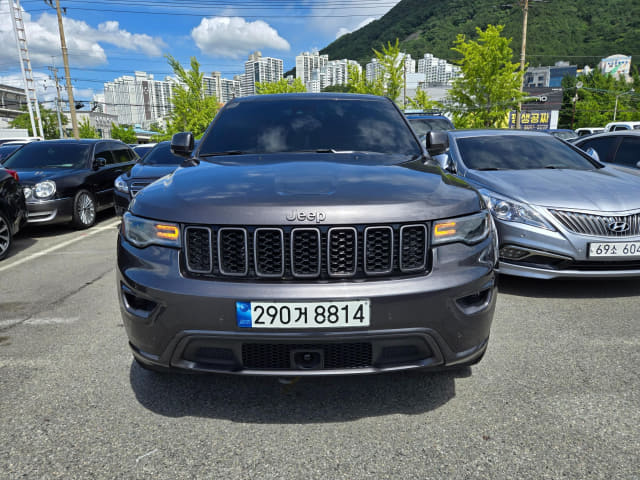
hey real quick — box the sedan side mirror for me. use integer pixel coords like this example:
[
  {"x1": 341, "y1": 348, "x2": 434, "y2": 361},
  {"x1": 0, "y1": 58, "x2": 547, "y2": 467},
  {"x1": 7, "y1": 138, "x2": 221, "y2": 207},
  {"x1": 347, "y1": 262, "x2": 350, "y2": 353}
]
[
  {"x1": 426, "y1": 131, "x2": 449, "y2": 156},
  {"x1": 171, "y1": 132, "x2": 195, "y2": 158},
  {"x1": 93, "y1": 157, "x2": 107, "y2": 169},
  {"x1": 585, "y1": 147, "x2": 600, "y2": 162}
]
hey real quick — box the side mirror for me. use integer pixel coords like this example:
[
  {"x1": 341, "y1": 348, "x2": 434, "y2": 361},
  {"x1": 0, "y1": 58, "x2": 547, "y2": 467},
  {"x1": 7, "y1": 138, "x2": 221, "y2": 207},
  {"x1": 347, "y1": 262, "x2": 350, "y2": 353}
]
[
  {"x1": 636, "y1": 160, "x2": 640, "y2": 169},
  {"x1": 426, "y1": 131, "x2": 449, "y2": 156},
  {"x1": 93, "y1": 157, "x2": 107, "y2": 169},
  {"x1": 171, "y1": 132, "x2": 194, "y2": 158},
  {"x1": 585, "y1": 147, "x2": 600, "y2": 162}
]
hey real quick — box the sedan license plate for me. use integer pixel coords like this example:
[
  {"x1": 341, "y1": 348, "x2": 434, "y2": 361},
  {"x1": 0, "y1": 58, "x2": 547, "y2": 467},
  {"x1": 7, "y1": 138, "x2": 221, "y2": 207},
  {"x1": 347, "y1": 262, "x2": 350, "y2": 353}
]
[
  {"x1": 236, "y1": 300, "x2": 370, "y2": 329},
  {"x1": 589, "y1": 242, "x2": 640, "y2": 258}
]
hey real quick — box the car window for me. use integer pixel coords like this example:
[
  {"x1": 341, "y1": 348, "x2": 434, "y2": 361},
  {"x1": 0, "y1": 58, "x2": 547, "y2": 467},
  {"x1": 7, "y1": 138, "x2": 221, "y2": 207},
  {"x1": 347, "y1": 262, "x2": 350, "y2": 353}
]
[
  {"x1": 142, "y1": 142, "x2": 184, "y2": 165},
  {"x1": 0, "y1": 144, "x2": 22, "y2": 163},
  {"x1": 112, "y1": 146, "x2": 134, "y2": 164},
  {"x1": 3, "y1": 142, "x2": 90, "y2": 169},
  {"x1": 612, "y1": 137, "x2": 640, "y2": 168},
  {"x1": 455, "y1": 134, "x2": 599, "y2": 171},
  {"x1": 612, "y1": 125, "x2": 628, "y2": 131},
  {"x1": 577, "y1": 136, "x2": 619, "y2": 162},
  {"x1": 407, "y1": 118, "x2": 454, "y2": 136},
  {"x1": 199, "y1": 97, "x2": 421, "y2": 158}
]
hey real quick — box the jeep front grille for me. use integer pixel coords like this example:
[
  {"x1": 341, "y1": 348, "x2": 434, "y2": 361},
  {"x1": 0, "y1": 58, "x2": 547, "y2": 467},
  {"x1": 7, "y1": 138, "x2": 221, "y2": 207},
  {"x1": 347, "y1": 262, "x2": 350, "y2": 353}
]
[{"x1": 183, "y1": 223, "x2": 431, "y2": 281}]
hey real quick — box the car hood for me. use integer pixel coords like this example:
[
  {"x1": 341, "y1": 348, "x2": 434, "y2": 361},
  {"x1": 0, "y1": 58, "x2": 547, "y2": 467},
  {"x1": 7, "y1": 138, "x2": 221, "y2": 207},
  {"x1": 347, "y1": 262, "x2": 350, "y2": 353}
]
[
  {"x1": 466, "y1": 166, "x2": 640, "y2": 212},
  {"x1": 130, "y1": 155, "x2": 482, "y2": 224},
  {"x1": 12, "y1": 169, "x2": 81, "y2": 186},
  {"x1": 125, "y1": 163, "x2": 179, "y2": 180}
]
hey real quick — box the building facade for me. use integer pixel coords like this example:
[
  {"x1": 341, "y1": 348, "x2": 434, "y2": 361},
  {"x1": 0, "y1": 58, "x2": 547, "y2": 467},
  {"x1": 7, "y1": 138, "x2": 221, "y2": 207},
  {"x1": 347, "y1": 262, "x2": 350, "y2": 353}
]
[
  {"x1": 240, "y1": 51, "x2": 283, "y2": 97},
  {"x1": 296, "y1": 51, "x2": 328, "y2": 85},
  {"x1": 0, "y1": 84, "x2": 27, "y2": 128}
]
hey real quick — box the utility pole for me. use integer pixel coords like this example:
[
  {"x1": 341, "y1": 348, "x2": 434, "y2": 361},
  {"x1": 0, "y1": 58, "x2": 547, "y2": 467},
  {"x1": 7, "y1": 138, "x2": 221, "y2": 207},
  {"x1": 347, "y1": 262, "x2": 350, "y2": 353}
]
[
  {"x1": 515, "y1": 0, "x2": 529, "y2": 129},
  {"x1": 9, "y1": 0, "x2": 44, "y2": 138},
  {"x1": 45, "y1": 0, "x2": 79, "y2": 139},
  {"x1": 47, "y1": 63, "x2": 64, "y2": 138}
]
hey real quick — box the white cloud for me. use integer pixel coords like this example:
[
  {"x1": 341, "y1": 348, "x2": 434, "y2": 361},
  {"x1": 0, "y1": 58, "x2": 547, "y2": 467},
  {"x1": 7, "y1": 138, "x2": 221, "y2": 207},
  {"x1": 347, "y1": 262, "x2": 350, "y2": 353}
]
[
  {"x1": 0, "y1": 3, "x2": 165, "y2": 68},
  {"x1": 191, "y1": 17, "x2": 290, "y2": 59}
]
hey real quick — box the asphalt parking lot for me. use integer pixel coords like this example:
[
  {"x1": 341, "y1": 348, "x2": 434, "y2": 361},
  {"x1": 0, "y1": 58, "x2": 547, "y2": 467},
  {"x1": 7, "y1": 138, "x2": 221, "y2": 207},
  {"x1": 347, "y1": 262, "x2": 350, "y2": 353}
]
[{"x1": 0, "y1": 213, "x2": 638, "y2": 479}]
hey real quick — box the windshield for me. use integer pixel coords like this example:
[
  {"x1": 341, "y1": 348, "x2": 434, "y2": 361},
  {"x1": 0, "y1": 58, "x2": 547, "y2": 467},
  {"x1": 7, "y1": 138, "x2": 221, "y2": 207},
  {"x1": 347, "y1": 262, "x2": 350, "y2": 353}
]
[
  {"x1": 142, "y1": 142, "x2": 183, "y2": 165},
  {"x1": 456, "y1": 134, "x2": 599, "y2": 171},
  {"x1": 408, "y1": 118, "x2": 454, "y2": 136},
  {"x1": 3, "y1": 142, "x2": 90, "y2": 169},
  {"x1": 133, "y1": 145, "x2": 156, "y2": 159},
  {"x1": 198, "y1": 96, "x2": 421, "y2": 158},
  {"x1": 0, "y1": 144, "x2": 23, "y2": 164},
  {"x1": 550, "y1": 131, "x2": 578, "y2": 141}
]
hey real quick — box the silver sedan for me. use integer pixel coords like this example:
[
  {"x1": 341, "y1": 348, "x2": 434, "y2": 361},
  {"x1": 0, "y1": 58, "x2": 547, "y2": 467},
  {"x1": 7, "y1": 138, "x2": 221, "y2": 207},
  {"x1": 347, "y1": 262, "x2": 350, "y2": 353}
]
[{"x1": 427, "y1": 129, "x2": 640, "y2": 279}]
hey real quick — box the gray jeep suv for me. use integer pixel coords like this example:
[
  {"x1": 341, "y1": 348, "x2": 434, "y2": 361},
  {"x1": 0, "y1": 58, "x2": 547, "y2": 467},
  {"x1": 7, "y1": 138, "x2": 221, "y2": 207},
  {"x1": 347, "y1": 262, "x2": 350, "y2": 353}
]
[{"x1": 117, "y1": 93, "x2": 497, "y2": 376}]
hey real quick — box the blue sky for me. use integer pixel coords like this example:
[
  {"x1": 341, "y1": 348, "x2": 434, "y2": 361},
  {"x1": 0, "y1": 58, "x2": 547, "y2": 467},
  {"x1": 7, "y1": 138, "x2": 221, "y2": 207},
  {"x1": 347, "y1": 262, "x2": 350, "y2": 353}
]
[{"x1": 1, "y1": 0, "x2": 401, "y2": 108}]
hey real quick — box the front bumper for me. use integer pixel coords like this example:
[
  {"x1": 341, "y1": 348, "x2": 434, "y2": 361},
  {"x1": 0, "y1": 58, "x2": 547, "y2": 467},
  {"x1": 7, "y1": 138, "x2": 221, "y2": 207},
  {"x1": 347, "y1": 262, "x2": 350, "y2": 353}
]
[
  {"x1": 118, "y1": 234, "x2": 496, "y2": 375},
  {"x1": 25, "y1": 197, "x2": 73, "y2": 225},
  {"x1": 494, "y1": 218, "x2": 640, "y2": 279}
]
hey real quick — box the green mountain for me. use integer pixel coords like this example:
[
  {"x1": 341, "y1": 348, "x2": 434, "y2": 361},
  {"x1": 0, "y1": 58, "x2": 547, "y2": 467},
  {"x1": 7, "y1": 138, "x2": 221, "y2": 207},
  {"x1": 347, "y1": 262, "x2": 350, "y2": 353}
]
[{"x1": 320, "y1": 0, "x2": 639, "y2": 69}]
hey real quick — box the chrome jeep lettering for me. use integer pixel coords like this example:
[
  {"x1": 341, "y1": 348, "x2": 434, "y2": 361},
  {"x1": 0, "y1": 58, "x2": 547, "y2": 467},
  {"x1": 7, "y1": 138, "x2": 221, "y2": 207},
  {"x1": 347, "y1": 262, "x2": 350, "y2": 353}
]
[{"x1": 285, "y1": 210, "x2": 327, "y2": 223}]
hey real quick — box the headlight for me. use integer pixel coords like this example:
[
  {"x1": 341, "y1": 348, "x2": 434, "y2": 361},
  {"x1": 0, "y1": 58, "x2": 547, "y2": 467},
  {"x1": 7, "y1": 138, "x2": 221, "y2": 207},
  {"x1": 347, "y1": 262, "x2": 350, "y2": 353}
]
[
  {"x1": 34, "y1": 180, "x2": 56, "y2": 199},
  {"x1": 114, "y1": 175, "x2": 129, "y2": 194},
  {"x1": 122, "y1": 212, "x2": 180, "y2": 248},
  {"x1": 478, "y1": 189, "x2": 555, "y2": 231},
  {"x1": 433, "y1": 211, "x2": 490, "y2": 246}
]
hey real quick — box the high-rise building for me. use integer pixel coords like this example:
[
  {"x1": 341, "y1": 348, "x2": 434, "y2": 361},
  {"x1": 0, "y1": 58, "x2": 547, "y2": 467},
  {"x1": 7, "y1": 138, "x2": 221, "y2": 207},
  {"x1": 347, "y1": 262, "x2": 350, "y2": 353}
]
[
  {"x1": 240, "y1": 51, "x2": 283, "y2": 97},
  {"x1": 307, "y1": 59, "x2": 361, "y2": 92},
  {"x1": 296, "y1": 51, "x2": 328, "y2": 84},
  {"x1": 203, "y1": 71, "x2": 240, "y2": 104},
  {"x1": 418, "y1": 53, "x2": 461, "y2": 84}
]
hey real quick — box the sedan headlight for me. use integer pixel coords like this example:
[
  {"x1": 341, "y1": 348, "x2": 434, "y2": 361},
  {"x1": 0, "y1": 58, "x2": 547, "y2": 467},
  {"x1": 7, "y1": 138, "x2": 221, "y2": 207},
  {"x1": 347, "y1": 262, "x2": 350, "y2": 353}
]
[
  {"x1": 114, "y1": 175, "x2": 129, "y2": 194},
  {"x1": 34, "y1": 180, "x2": 56, "y2": 200},
  {"x1": 122, "y1": 212, "x2": 180, "y2": 248},
  {"x1": 433, "y1": 211, "x2": 490, "y2": 246},
  {"x1": 478, "y1": 189, "x2": 555, "y2": 231}
]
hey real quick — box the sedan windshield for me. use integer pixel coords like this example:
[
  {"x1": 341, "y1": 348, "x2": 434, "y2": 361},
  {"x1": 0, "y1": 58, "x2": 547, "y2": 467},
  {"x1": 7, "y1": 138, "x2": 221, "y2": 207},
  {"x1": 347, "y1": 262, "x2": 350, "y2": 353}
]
[
  {"x1": 456, "y1": 135, "x2": 599, "y2": 171},
  {"x1": 142, "y1": 142, "x2": 183, "y2": 165},
  {"x1": 198, "y1": 97, "x2": 421, "y2": 159},
  {"x1": 3, "y1": 143, "x2": 90, "y2": 169}
]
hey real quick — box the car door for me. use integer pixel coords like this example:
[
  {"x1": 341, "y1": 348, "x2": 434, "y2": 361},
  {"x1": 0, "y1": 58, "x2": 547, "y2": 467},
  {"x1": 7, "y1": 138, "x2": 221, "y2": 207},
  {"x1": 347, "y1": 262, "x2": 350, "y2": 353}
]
[{"x1": 89, "y1": 142, "x2": 117, "y2": 207}]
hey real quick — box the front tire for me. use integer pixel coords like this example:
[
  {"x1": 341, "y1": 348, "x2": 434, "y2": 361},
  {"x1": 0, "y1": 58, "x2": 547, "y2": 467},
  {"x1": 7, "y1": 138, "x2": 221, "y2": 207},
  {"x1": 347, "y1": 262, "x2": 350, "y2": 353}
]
[
  {"x1": 72, "y1": 190, "x2": 96, "y2": 229},
  {"x1": 0, "y1": 212, "x2": 13, "y2": 261}
]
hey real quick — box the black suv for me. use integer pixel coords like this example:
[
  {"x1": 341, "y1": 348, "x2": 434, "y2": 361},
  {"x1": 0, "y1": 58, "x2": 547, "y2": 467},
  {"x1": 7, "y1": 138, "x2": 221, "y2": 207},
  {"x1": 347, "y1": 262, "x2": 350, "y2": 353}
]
[
  {"x1": 118, "y1": 94, "x2": 497, "y2": 376},
  {"x1": 0, "y1": 167, "x2": 27, "y2": 260},
  {"x1": 3, "y1": 139, "x2": 137, "y2": 228}
]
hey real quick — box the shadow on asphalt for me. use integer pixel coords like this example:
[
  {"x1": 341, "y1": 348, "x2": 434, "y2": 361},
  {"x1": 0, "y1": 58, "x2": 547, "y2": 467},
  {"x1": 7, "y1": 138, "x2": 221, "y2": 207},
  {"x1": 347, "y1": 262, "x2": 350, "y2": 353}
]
[
  {"x1": 20, "y1": 209, "x2": 117, "y2": 239},
  {"x1": 129, "y1": 363, "x2": 468, "y2": 422},
  {"x1": 497, "y1": 274, "x2": 640, "y2": 299}
]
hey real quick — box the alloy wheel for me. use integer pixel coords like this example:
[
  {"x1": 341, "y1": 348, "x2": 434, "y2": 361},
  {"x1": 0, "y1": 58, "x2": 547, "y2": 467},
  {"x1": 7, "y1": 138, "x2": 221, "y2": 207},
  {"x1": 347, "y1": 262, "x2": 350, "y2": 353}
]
[
  {"x1": 77, "y1": 193, "x2": 96, "y2": 226},
  {"x1": 0, "y1": 215, "x2": 10, "y2": 258}
]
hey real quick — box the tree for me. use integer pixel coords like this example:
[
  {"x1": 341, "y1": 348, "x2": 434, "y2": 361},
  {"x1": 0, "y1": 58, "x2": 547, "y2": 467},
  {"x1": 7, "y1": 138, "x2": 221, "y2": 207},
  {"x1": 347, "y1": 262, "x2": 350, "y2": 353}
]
[
  {"x1": 111, "y1": 123, "x2": 137, "y2": 143},
  {"x1": 346, "y1": 63, "x2": 384, "y2": 96},
  {"x1": 256, "y1": 78, "x2": 306, "y2": 94},
  {"x1": 10, "y1": 105, "x2": 67, "y2": 139},
  {"x1": 78, "y1": 117, "x2": 100, "y2": 139},
  {"x1": 165, "y1": 54, "x2": 219, "y2": 139},
  {"x1": 372, "y1": 39, "x2": 405, "y2": 104},
  {"x1": 407, "y1": 89, "x2": 444, "y2": 112},
  {"x1": 446, "y1": 25, "x2": 525, "y2": 128}
]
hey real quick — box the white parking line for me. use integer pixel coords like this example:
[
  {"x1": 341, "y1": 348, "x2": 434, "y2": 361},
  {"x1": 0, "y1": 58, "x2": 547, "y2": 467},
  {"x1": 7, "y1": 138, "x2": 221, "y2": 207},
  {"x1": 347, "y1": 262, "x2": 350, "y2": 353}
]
[{"x1": 0, "y1": 219, "x2": 121, "y2": 273}]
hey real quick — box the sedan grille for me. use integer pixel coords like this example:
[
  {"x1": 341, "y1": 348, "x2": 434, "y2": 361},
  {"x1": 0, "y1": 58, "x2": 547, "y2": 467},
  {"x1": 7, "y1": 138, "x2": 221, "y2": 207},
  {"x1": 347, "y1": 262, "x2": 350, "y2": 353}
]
[
  {"x1": 183, "y1": 223, "x2": 430, "y2": 281},
  {"x1": 549, "y1": 209, "x2": 640, "y2": 237},
  {"x1": 129, "y1": 181, "x2": 152, "y2": 197}
]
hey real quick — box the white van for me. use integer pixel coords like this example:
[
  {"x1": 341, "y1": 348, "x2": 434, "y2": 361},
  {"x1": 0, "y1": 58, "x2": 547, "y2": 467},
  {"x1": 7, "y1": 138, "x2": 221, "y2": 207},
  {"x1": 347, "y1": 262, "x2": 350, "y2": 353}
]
[
  {"x1": 604, "y1": 121, "x2": 640, "y2": 132},
  {"x1": 575, "y1": 127, "x2": 604, "y2": 136}
]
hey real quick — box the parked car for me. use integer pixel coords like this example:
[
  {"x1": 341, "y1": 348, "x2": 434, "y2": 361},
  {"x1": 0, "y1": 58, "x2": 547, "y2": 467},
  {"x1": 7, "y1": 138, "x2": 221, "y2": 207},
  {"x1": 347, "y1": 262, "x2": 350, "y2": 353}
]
[
  {"x1": 131, "y1": 143, "x2": 157, "y2": 160},
  {"x1": 426, "y1": 129, "x2": 640, "y2": 279},
  {"x1": 118, "y1": 93, "x2": 497, "y2": 375},
  {"x1": 2, "y1": 139, "x2": 138, "y2": 228},
  {"x1": 405, "y1": 110, "x2": 455, "y2": 147},
  {"x1": 114, "y1": 140, "x2": 193, "y2": 215},
  {"x1": 0, "y1": 167, "x2": 27, "y2": 260},
  {"x1": 575, "y1": 127, "x2": 604, "y2": 136},
  {"x1": 542, "y1": 129, "x2": 578, "y2": 141},
  {"x1": 572, "y1": 131, "x2": 640, "y2": 170},
  {"x1": 604, "y1": 121, "x2": 640, "y2": 132}
]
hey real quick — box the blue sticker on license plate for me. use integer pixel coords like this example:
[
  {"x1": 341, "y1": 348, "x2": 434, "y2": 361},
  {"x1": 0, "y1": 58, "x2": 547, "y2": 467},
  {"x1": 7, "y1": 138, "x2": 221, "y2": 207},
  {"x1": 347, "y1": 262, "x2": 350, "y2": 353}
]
[{"x1": 236, "y1": 301, "x2": 252, "y2": 328}]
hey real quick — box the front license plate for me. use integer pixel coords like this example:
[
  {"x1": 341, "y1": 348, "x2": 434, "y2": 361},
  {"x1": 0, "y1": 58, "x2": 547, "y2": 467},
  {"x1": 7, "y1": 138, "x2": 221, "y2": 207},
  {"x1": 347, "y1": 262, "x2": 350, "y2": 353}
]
[
  {"x1": 589, "y1": 242, "x2": 640, "y2": 258},
  {"x1": 236, "y1": 300, "x2": 370, "y2": 329}
]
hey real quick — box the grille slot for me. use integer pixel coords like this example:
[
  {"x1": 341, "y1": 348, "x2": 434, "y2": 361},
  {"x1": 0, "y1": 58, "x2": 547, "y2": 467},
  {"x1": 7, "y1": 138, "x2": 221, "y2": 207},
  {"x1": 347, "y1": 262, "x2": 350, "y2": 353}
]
[
  {"x1": 218, "y1": 228, "x2": 248, "y2": 275},
  {"x1": 328, "y1": 227, "x2": 357, "y2": 277},
  {"x1": 184, "y1": 223, "x2": 430, "y2": 280},
  {"x1": 254, "y1": 228, "x2": 284, "y2": 277},
  {"x1": 291, "y1": 228, "x2": 321, "y2": 278},
  {"x1": 364, "y1": 226, "x2": 393, "y2": 274},
  {"x1": 242, "y1": 343, "x2": 372, "y2": 369},
  {"x1": 130, "y1": 181, "x2": 151, "y2": 197},
  {"x1": 549, "y1": 209, "x2": 640, "y2": 237},
  {"x1": 185, "y1": 226, "x2": 213, "y2": 273}
]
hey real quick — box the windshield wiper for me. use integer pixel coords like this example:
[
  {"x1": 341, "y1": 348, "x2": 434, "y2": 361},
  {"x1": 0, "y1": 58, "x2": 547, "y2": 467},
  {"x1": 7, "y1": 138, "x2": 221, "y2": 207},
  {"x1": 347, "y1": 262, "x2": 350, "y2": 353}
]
[
  {"x1": 199, "y1": 150, "x2": 246, "y2": 157},
  {"x1": 475, "y1": 167, "x2": 502, "y2": 171}
]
